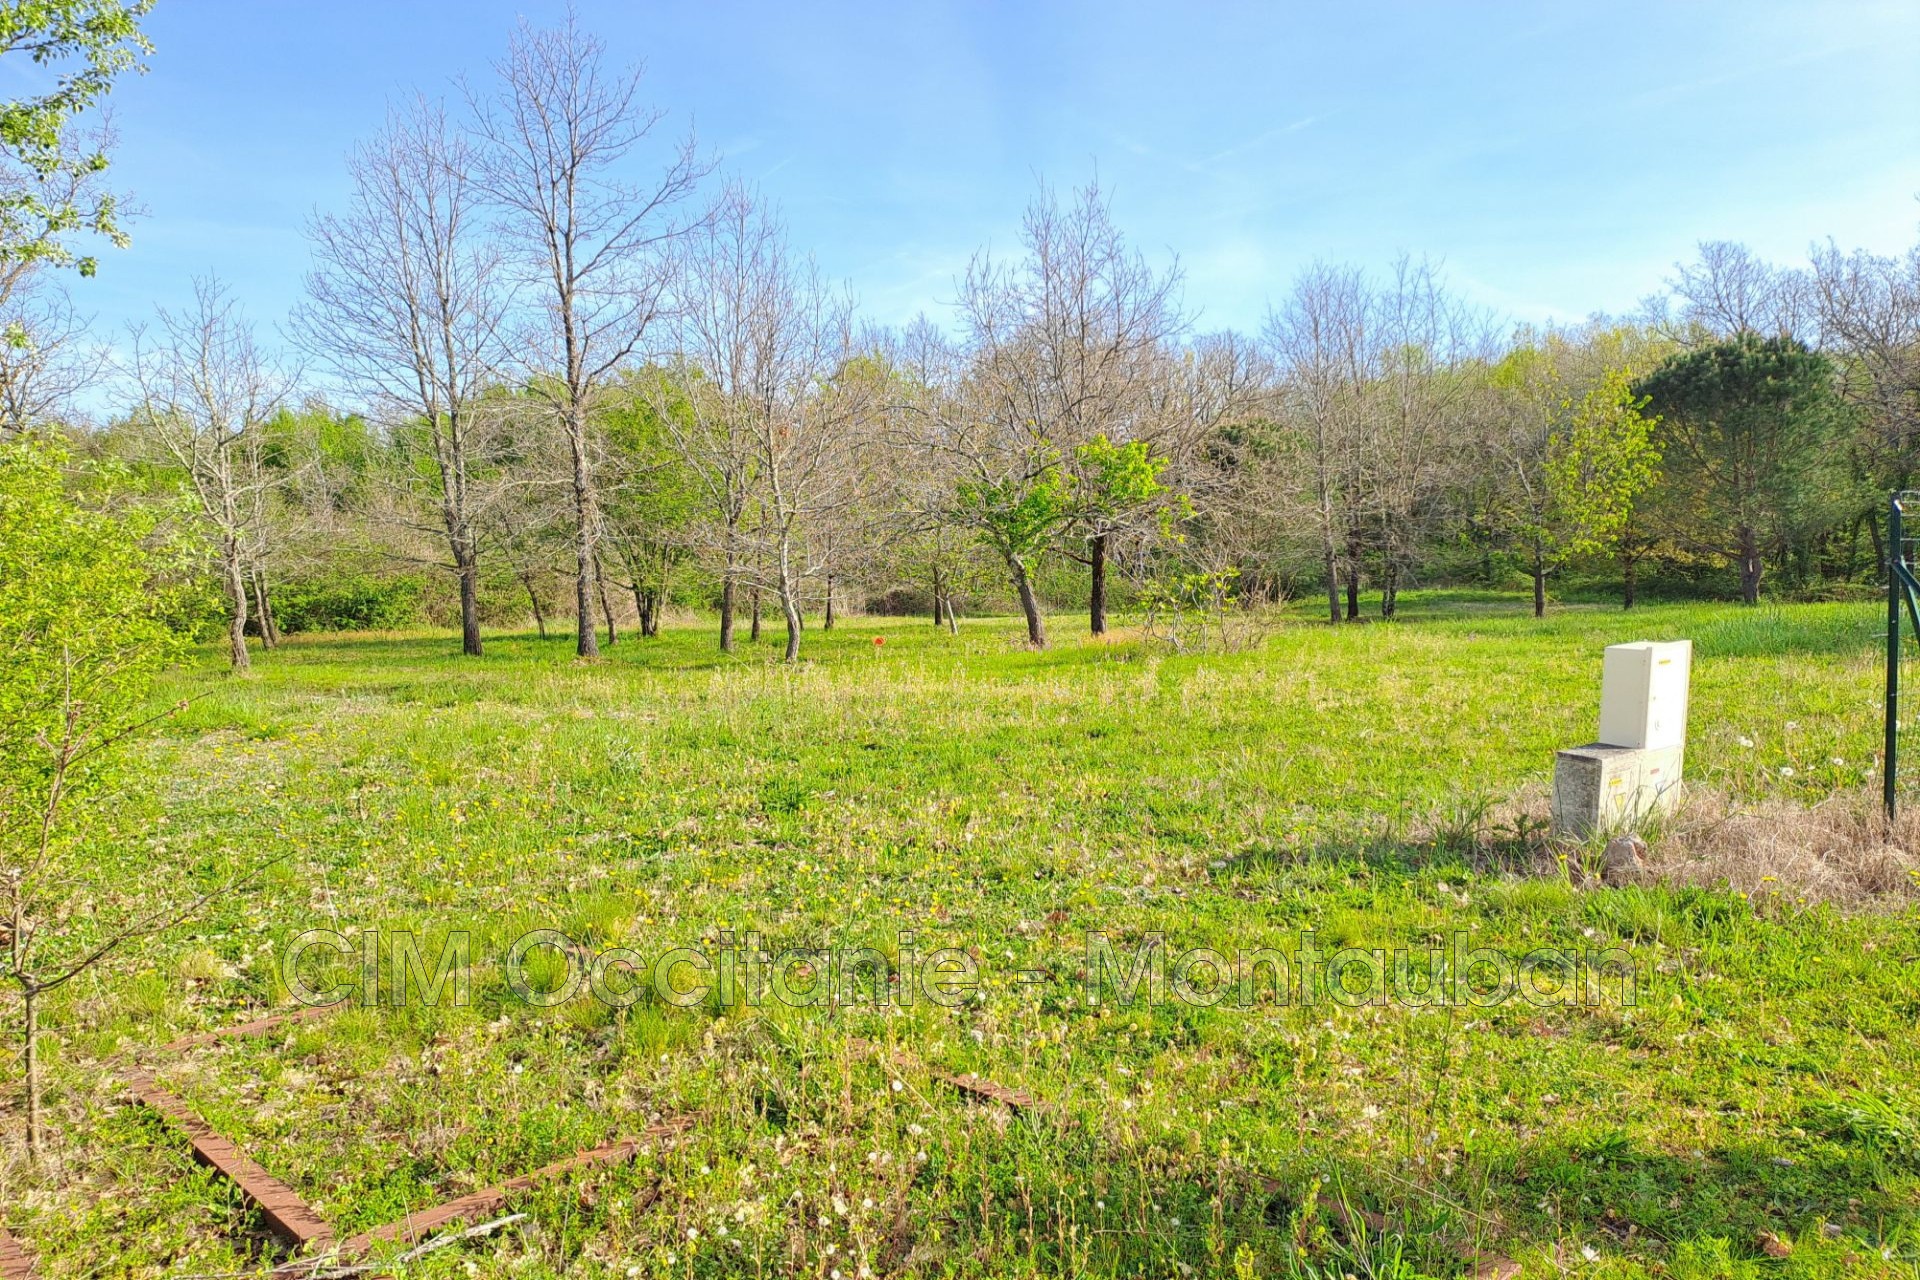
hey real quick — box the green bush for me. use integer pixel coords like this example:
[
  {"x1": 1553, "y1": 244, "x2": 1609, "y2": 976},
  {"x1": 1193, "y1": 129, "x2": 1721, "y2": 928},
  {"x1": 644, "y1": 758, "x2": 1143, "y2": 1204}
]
[
  {"x1": 274, "y1": 575, "x2": 424, "y2": 633},
  {"x1": 1782, "y1": 580, "x2": 1881, "y2": 604}
]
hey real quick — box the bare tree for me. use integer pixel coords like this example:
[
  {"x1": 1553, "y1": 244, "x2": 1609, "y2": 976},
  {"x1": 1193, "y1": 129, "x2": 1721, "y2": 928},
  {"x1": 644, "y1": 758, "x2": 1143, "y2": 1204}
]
[
  {"x1": 1363, "y1": 257, "x2": 1487, "y2": 618},
  {"x1": 1265, "y1": 263, "x2": 1373, "y2": 622},
  {"x1": 1650, "y1": 240, "x2": 1811, "y2": 343},
  {"x1": 297, "y1": 97, "x2": 510, "y2": 657},
  {"x1": 658, "y1": 187, "x2": 769, "y2": 653},
  {"x1": 0, "y1": 270, "x2": 105, "y2": 434},
  {"x1": 667, "y1": 187, "x2": 863, "y2": 662},
  {"x1": 1810, "y1": 239, "x2": 1920, "y2": 493},
  {"x1": 469, "y1": 15, "x2": 709, "y2": 658},
  {"x1": 871, "y1": 317, "x2": 987, "y2": 631},
  {"x1": 128, "y1": 279, "x2": 292, "y2": 671}
]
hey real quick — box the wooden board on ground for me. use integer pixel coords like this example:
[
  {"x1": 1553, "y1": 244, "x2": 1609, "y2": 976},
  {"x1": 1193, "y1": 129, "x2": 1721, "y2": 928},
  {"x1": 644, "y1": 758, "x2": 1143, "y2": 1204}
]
[
  {"x1": 0, "y1": 1227, "x2": 40, "y2": 1280},
  {"x1": 338, "y1": 1122, "x2": 687, "y2": 1253},
  {"x1": 124, "y1": 1071, "x2": 335, "y2": 1249},
  {"x1": 161, "y1": 1003, "x2": 343, "y2": 1053}
]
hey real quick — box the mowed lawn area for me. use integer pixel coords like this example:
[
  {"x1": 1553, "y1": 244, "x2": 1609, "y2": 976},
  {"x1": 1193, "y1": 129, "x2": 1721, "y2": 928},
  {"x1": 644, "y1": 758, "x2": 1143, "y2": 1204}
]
[{"x1": 8, "y1": 598, "x2": 1920, "y2": 1277}]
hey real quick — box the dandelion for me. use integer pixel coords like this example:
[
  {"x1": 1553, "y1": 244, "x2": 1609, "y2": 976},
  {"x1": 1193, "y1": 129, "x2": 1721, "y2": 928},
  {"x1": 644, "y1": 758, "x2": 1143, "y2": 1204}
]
[
  {"x1": 1737, "y1": 736, "x2": 1755, "y2": 748},
  {"x1": 1832, "y1": 756, "x2": 1846, "y2": 766},
  {"x1": 1780, "y1": 766, "x2": 1795, "y2": 777}
]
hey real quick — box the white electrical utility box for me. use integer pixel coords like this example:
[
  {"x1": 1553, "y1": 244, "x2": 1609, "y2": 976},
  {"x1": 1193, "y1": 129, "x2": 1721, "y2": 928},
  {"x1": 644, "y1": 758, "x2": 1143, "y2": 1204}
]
[
  {"x1": 1552, "y1": 639, "x2": 1693, "y2": 837},
  {"x1": 1598, "y1": 641, "x2": 1691, "y2": 750}
]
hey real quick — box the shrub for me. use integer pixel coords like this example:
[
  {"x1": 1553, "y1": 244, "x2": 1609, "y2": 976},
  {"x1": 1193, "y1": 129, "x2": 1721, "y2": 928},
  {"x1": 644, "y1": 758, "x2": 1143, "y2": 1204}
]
[{"x1": 275, "y1": 575, "x2": 424, "y2": 633}]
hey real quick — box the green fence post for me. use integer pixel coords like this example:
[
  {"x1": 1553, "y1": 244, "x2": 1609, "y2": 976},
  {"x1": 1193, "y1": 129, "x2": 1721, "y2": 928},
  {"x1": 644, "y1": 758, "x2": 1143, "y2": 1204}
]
[{"x1": 1888, "y1": 493, "x2": 1903, "y2": 821}]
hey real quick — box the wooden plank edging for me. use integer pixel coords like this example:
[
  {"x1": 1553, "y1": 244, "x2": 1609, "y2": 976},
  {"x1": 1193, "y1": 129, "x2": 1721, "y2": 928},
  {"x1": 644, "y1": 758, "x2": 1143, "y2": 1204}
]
[
  {"x1": 123, "y1": 1071, "x2": 335, "y2": 1249},
  {"x1": 160, "y1": 1003, "x2": 343, "y2": 1053},
  {"x1": 337, "y1": 1121, "x2": 688, "y2": 1254},
  {"x1": 0, "y1": 1226, "x2": 39, "y2": 1280}
]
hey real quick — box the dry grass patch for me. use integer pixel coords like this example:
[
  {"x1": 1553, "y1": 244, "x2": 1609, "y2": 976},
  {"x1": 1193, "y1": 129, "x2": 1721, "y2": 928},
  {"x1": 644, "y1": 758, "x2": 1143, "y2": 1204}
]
[{"x1": 1649, "y1": 787, "x2": 1920, "y2": 904}]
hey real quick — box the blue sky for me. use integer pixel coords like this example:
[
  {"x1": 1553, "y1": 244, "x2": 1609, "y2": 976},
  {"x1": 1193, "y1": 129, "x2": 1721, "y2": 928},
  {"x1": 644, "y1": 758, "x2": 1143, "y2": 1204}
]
[{"x1": 39, "y1": 0, "x2": 1920, "y2": 350}]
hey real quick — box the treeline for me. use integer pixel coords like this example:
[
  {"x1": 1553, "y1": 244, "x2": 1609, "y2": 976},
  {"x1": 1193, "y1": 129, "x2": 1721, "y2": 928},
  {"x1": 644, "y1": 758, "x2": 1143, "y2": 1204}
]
[{"x1": 9, "y1": 20, "x2": 1920, "y2": 665}]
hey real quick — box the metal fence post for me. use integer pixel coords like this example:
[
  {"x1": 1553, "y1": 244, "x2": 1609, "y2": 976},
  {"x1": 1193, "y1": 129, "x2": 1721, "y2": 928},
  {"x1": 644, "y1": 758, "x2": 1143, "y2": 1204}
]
[{"x1": 1888, "y1": 493, "x2": 1903, "y2": 821}]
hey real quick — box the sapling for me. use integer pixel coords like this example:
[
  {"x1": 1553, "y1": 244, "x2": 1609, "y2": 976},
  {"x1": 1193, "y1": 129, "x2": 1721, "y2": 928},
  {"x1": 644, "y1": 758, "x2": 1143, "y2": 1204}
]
[{"x1": 0, "y1": 437, "x2": 246, "y2": 1159}]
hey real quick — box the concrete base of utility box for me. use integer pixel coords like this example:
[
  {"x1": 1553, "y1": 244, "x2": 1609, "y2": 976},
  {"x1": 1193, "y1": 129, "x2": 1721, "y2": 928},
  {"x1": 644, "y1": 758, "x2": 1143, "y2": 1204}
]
[{"x1": 1552, "y1": 743, "x2": 1685, "y2": 837}]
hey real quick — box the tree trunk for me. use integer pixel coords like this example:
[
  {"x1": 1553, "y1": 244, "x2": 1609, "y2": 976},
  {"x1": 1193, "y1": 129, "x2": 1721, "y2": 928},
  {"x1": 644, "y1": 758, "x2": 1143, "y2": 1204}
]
[
  {"x1": 1532, "y1": 552, "x2": 1547, "y2": 619},
  {"x1": 945, "y1": 596, "x2": 959, "y2": 636},
  {"x1": 778, "y1": 532, "x2": 803, "y2": 662},
  {"x1": 823, "y1": 575, "x2": 836, "y2": 630},
  {"x1": 932, "y1": 564, "x2": 945, "y2": 626},
  {"x1": 719, "y1": 574, "x2": 736, "y2": 652},
  {"x1": 1089, "y1": 532, "x2": 1109, "y2": 636},
  {"x1": 1010, "y1": 557, "x2": 1047, "y2": 648},
  {"x1": 1324, "y1": 551, "x2": 1342, "y2": 625},
  {"x1": 457, "y1": 548, "x2": 483, "y2": 657},
  {"x1": 1381, "y1": 564, "x2": 1398, "y2": 620},
  {"x1": 1738, "y1": 523, "x2": 1763, "y2": 605},
  {"x1": 643, "y1": 544, "x2": 667, "y2": 637},
  {"x1": 648, "y1": 544, "x2": 669, "y2": 637},
  {"x1": 567, "y1": 406, "x2": 601, "y2": 659},
  {"x1": 521, "y1": 572, "x2": 548, "y2": 640},
  {"x1": 224, "y1": 540, "x2": 251, "y2": 672},
  {"x1": 23, "y1": 985, "x2": 40, "y2": 1160},
  {"x1": 633, "y1": 581, "x2": 652, "y2": 637},
  {"x1": 1870, "y1": 505, "x2": 1888, "y2": 583},
  {"x1": 1344, "y1": 566, "x2": 1360, "y2": 621},
  {"x1": 637, "y1": 581, "x2": 662, "y2": 639},
  {"x1": 594, "y1": 555, "x2": 617, "y2": 646},
  {"x1": 251, "y1": 567, "x2": 278, "y2": 649},
  {"x1": 573, "y1": 555, "x2": 599, "y2": 656},
  {"x1": 750, "y1": 587, "x2": 763, "y2": 641}
]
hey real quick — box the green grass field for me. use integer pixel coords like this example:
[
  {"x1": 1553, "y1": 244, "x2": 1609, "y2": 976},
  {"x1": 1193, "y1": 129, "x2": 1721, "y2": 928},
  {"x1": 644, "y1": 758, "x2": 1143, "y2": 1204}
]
[{"x1": 7, "y1": 598, "x2": 1920, "y2": 1277}]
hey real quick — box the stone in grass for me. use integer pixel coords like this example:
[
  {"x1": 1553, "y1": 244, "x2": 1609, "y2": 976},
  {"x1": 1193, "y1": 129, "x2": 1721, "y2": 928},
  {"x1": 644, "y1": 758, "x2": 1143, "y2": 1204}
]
[{"x1": 1601, "y1": 833, "x2": 1649, "y2": 885}]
